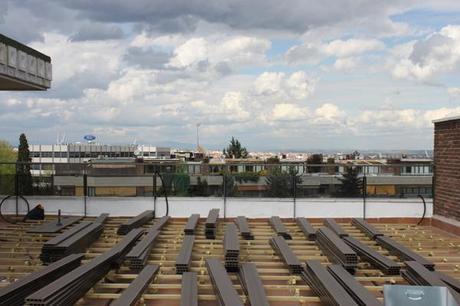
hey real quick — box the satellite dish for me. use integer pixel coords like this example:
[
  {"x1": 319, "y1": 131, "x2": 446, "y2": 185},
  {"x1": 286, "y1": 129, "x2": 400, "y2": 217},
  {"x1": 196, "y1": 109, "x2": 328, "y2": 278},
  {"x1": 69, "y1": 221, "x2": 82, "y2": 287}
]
[
  {"x1": 134, "y1": 150, "x2": 141, "y2": 156},
  {"x1": 84, "y1": 135, "x2": 96, "y2": 141}
]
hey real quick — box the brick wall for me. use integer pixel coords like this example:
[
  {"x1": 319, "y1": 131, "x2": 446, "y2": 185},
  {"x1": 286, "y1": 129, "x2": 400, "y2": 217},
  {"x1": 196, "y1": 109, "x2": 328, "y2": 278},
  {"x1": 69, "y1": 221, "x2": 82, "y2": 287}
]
[{"x1": 434, "y1": 118, "x2": 460, "y2": 221}]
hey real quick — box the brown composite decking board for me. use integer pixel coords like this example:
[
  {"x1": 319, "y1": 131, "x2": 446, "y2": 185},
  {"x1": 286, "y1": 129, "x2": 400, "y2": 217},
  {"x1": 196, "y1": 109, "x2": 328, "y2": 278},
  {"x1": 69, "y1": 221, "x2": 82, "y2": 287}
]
[
  {"x1": 175, "y1": 235, "x2": 195, "y2": 274},
  {"x1": 402, "y1": 261, "x2": 460, "y2": 304},
  {"x1": 343, "y1": 236, "x2": 400, "y2": 275},
  {"x1": 302, "y1": 260, "x2": 358, "y2": 306},
  {"x1": 125, "y1": 229, "x2": 161, "y2": 271},
  {"x1": 41, "y1": 221, "x2": 104, "y2": 264},
  {"x1": 205, "y1": 209, "x2": 219, "y2": 239},
  {"x1": 435, "y1": 271, "x2": 460, "y2": 293},
  {"x1": 352, "y1": 218, "x2": 384, "y2": 240},
  {"x1": 269, "y1": 236, "x2": 302, "y2": 274},
  {"x1": 94, "y1": 213, "x2": 110, "y2": 224},
  {"x1": 324, "y1": 218, "x2": 349, "y2": 238},
  {"x1": 180, "y1": 272, "x2": 198, "y2": 306},
  {"x1": 111, "y1": 264, "x2": 159, "y2": 306},
  {"x1": 316, "y1": 227, "x2": 358, "y2": 272},
  {"x1": 117, "y1": 210, "x2": 154, "y2": 235},
  {"x1": 235, "y1": 216, "x2": 254, "y2": 240},
  {"x1": 184, "y1": 214, "x2": 200, "y2": 235},
  {"x1": 269, "y1": 216, "x2": 292, "y2": 240},
  {"x1": 25, "y1": 228, "x2": 144, "y2": 305},
  {"x1": 206, "y1": 258, "x2": 244, "y2": 306},
  {"x1": 27, "y1": 216, "x2": 83, "y2": 233},
  {"x1": 376, "y1": 235, "x2": 435, "y2": 270},
  {"x1": 296, "y1": 217, "x2": 316, "y2": 241},
  {"x1": 224, "y1": 223, "x2": 240, "y2": 272},
  {"x1": 238, "y1": 262, "x2": 270, "y2": 306},
  {"x1": 327, "y1": 265, "x2": 383, "y2": 306},
  {"x1": 0, "y1": 253, "x2": 84, "y2": 306},
  {"x1": 150, "y1": 216, "x2": 170, "y2": 232}
]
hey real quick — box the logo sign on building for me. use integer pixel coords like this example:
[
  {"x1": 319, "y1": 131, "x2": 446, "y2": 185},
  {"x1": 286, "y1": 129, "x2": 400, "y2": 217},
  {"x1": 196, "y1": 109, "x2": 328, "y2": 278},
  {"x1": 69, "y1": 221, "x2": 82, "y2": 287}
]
[{"x1": 83, "y1": 135, "x2": 96, "y2": 141}]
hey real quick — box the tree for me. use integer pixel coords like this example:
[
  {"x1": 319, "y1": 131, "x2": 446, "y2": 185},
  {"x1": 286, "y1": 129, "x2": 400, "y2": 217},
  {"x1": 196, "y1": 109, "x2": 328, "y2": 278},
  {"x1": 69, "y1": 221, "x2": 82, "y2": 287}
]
[
  {"x1": 265, "y1": 167, "x2": 301, "y2": 198},
  {"x1": 0, "y1": 141, "x2": 17, "y2": 194},
  {"x1": 338, "y1": 166, "x2": 362, "y2": 197},
  {"x1": 306, "y1": 154, "x2": 323, "y2": 173},
  {"x1": 223, "y1": 137, "x2": 248, "y2": 159},
  {"x1": 266, "y1": 156, "x2": 280, "y2": 164},
  {"x1": 0, "y1": 141, "x2": 16, "y2": 172},
  {"x1": 17, "y1": 133, "x2": 33, "y2": 195}
]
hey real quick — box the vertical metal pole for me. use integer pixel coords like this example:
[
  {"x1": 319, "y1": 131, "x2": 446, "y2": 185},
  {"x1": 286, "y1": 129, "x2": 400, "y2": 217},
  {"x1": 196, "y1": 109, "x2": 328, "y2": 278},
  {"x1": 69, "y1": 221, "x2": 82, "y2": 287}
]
[
  {"x1": 362, "y1": 175, "x2": 367, "y2": 219},
  {"x1": 223, "y1": 174, "x2": 227, "y2": 220},
  {"x1": 293, "y1": 174, "x2": 297, "y2": 219},
  {"x1": 15, "y1": 162, "x2": 19, "y2": 216},
  {"x1": 153, "y1": 173, "x2": 157, "y2": 214},
  {"x1": 83, "y1": 173, "x2": 87, "y2": 217},
  {"x1": 57, "y1": 209, "x2": 62, "y2": 225}
]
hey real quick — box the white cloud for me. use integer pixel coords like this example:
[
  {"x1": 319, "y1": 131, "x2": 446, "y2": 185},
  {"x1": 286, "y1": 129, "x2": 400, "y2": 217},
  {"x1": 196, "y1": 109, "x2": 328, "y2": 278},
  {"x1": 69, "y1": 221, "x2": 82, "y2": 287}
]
[
  {"x1": 286, "y1": 38, "x2": 384, "y2": 65},
  {"x1": 324, "y1": 39, "x2": 384, "y2": 57},
  {"x1": 253, "y1": 71, "x2": 316, "y2": 100},
  {"x1": 168, "y1": 35, "x2": 270, "y2": 71},
  {"x1": 334, "y1": 57, "x2": 357, "y2": 70},
  {"x1": 254, "y1": 72, "x2": 284, "y2": 95},
  {"x1": 270, "y1": 103, "x2": 310, "y2": 121},
  {"x1": 389, "y1": 25, "x2": 460, "y2": 80},
  {"x1": 448, "y1": 87, "x2": 460, "y2": 97}
]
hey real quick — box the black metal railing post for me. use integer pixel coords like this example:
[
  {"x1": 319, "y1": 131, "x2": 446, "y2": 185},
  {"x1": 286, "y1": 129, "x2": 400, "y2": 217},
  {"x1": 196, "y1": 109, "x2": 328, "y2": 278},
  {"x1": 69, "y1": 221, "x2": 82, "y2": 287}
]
[
  {"x1": 153, "y1": 173, "x2": 157, "y2": 213},
  {"x1": 293, "y1": 174, "x2": 297, "y2": 219},
  {"x1": 223, "y1": 174, "x2": 227, "y2": 220},
  {"x1": 362, "y1": 175, "x2": 367, "y2": 219},
  {"x1": 15, "y1": 162, "x2": 19, "y2": 216},
  {"x1": 83, "y1": 173, "x2": 87, "y2": 216}
]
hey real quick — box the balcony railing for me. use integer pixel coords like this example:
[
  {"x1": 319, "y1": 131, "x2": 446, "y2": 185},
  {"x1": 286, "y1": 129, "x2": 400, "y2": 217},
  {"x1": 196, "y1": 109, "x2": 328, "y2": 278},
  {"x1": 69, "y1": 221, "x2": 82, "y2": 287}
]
[{"x1": 0, "y1": 161, "x2": 433, "y2": 199}]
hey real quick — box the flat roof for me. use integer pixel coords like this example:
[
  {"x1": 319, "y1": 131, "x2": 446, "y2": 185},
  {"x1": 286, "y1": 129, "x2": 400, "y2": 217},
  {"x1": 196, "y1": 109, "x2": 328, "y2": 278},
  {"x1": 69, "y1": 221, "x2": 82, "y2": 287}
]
[{"x1": 432, "y1": 115, "x2": 460, "y2": 124}]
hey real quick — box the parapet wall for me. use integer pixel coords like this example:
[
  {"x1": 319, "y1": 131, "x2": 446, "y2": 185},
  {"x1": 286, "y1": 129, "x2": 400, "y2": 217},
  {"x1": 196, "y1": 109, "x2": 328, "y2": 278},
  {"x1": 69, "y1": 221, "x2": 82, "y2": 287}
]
[{"x1": 0, "y1": 196, "x2": 432, "y2": 219}]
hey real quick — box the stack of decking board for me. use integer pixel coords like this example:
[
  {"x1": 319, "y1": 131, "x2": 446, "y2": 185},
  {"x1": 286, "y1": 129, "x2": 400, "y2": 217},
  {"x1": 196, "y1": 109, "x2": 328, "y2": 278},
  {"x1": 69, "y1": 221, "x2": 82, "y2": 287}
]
[
  {"x1": 269, "y1": 236, "x2": 302, "y2": 274},
  {"x1": 175, "y1": 235, "x2": 195, "y2": 274},
  {"x1": 269, "y1": 216, "x2": 292, "y2": 240},
  {"x1": 343, "y1": 236, "x2": 400, "y2": 275},
  {"x1": 40, "y1": 221, "x2": 103, "y2": 264},
  {"x1": 316, "y1": 227, "x2": 358, "y2": 273},
  {"x1": 206, "y1": 258, "x2": 244, "y2": 306},
  {"x1": 223, "y1": 224, "x2": 240, "y2": 272},
  {"x1": 235, "y1": 216, "x2": 254, "y2": 240},
  {"x1": 25, "y1": 229, "x2": 144, "y2": 306},
  {"x1": 351, "y1": 218, "x2": 383, "y2": 240},
  {"x1": 238, "y1": 263, "x2": 269, "y2": 306},
  {"x1": 301, "y1": 260, "x2": 358, "y2": 306},
  {"x1": 117, "y1": 211, "x2": 154, "y2": 235},
  {"x1": 125, "y1": 229, "x2": 161, "y2": 271},
  {"x1": 324, "y1": 218, "x2": 349, "y2": 238},
  {"x1": 327, "y1": 264, "x2": 382, "y2": 306},
  {"x1": 184, "y1": 214, "x2": 200, "y2": 235},
  {"x1": 376, "y1": 235, "x2": 435, "y2": 270},
  {"x1": 296, "y1": 217, "x2": 316, "y2": 241},
  {"x1": 205, "y1": 209, "x2": 219, "y2": 239},
  {"x1": 0, "y1": 254, "x2": 84, "y2": 306}
]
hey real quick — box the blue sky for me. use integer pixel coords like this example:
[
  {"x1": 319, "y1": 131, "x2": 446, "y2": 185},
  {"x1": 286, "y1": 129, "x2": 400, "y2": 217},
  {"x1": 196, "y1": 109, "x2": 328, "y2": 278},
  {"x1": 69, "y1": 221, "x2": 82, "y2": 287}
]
[{"x1": 1, "y1": 1, "x2": 460, "y2": 150}]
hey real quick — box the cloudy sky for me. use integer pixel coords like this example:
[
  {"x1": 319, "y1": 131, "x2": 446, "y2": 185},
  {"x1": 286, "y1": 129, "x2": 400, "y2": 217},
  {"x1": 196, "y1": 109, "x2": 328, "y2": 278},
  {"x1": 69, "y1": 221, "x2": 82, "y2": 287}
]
[{"x1": 1, "y1": 1, "x2": 460, "y2": 150}]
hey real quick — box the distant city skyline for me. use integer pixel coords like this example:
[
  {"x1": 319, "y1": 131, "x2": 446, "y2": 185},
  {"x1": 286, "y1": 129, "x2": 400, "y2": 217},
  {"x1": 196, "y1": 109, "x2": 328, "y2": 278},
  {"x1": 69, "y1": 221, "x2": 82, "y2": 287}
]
[{"x1": 1, "y1": 1, "x2": 460, "y2": 149}]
